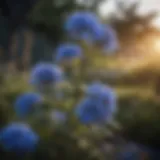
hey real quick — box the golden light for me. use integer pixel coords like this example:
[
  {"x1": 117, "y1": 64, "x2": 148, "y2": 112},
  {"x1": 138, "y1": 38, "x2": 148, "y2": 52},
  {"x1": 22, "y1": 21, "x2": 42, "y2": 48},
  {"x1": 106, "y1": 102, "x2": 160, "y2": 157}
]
[{"x1": 152, "y1": 37, "x2": 160, "y2": 52}]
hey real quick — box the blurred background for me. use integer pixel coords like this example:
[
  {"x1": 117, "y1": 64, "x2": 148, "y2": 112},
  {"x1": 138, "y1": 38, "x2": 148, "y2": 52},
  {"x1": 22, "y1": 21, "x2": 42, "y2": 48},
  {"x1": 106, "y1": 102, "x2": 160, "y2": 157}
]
[
  {"x1": 0, "y1": 0, "x2": 160, "y2": 159},
  {"x1": 1, "y1": 0, "x2": 160, "y2": 95},
  {"x1": 1, "y1": 0, "x2": 160, "y2": 84}
]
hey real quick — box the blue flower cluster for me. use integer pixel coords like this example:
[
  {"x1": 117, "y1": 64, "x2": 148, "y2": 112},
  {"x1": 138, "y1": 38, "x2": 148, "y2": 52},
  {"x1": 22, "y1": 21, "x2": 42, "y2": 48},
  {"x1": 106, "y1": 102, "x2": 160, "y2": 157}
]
[
  {"x1": 65, "y1": 11, "x2": 119, "y2": 53},
  {"x1": 0, "y1": 123, "x2": 39, "y2": 153},
  {"x1": 0, "y1": 10, "x2": 119, "y2": 156},
  {"x1": 75, "y1": 82, "x2": 117, "y2": 125},
  {"x1": 14, "y1": 92, "x2": 43, "y2": 118},
  {"x1": 30, "y1": 63, "x2": 63, "y2": 86},
  {"x1": 55, "y1": 43, "x2": 82, "y2": 64},
  {"x1": 65, "y1": 11, "x2": 100, "y2": 41}
]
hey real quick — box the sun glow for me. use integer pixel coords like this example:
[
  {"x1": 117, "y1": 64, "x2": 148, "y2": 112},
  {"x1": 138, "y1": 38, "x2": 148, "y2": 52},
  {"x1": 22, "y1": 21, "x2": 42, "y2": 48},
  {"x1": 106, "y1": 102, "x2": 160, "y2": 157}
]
[{"x1": 152, "y1": 37, "x2": 160, "y2": 52}]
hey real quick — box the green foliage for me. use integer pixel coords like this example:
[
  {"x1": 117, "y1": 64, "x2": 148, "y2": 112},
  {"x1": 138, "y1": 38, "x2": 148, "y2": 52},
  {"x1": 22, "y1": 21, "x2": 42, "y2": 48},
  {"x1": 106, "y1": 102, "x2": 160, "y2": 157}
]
[
  {"x1": 0, "y1": 73, "x2": 160, "y2": 157},
  {"x1": 33, "y1": 130, "x2": 102, "y2": 160},
  {"x1": 117, "y1": 92, "x2": 160, "y2": 148},
  {"x1": 0, "y1": 74, "x2": 106, "y2": 159},
  {"x1": 28, "y1": 0, "x2": 105, "y2": 43}
]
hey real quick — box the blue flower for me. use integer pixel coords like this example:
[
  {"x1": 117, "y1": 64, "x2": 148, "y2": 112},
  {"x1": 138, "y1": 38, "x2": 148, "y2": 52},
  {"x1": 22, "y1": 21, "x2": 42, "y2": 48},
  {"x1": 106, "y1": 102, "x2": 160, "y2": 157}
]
[
  {"x1": 75, "y1": 97, "x2": 108, "y2": 124},
  {"x1": 0, "y1": 123, "x2": 39, "y2": 153},
  {"x1": 85, "y1": 82, "x2": 107, "y2": 97},
  {"x1": 77, "y1": 82, "x2": 117, "y2": 124},
  {"x1": 14, "y1": 92, "x2": 43, "y2": 118},
  {"x1": 65, "y1": 11, "x2": 100, "y2": 41},
  {"x1": 55, "y1": 43, "x2": 82, "y2": 63},
  {"x1": 90, "y1": 24, "x2": 119, "y2": 54},
  {"x1": 30, "y1": 63, "x2": 63, "y2": 86}
]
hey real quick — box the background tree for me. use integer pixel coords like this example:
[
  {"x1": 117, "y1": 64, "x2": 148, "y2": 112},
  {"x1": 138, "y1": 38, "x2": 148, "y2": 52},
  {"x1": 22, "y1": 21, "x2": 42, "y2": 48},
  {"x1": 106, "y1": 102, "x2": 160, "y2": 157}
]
[
  {"x1": 108, "y1": 1, "x2": 157, "y2": 56},
  {"x1": 29, "y1": 0, "x2": 106, "y2": 45}
]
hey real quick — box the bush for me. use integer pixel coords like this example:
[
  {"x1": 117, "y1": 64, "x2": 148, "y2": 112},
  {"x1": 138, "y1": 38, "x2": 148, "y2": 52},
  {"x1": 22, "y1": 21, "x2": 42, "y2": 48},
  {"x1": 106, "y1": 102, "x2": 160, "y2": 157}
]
[
  {"x1": 0, "y1": 74, "x2": 160, "y2": 157},
  {"x1": 0, "y1": 74, "x2": 108, "y2": 160},
  {"x1": 117, "y1": 92, "x2": 160, "y2": 149},
  {"x1": 1, "y1": 9, "x2": 159, "y2": 159}
]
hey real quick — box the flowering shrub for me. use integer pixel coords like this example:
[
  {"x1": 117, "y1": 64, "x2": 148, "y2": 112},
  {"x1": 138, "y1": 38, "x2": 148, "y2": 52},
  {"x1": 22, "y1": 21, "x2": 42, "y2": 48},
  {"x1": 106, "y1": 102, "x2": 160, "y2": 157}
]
[
  {"x1": 0, "y1": 10, "x2": 120, "y2": 159},
  {"x1": 0, "y1": 10, "x2": 159, "y2": 160}
]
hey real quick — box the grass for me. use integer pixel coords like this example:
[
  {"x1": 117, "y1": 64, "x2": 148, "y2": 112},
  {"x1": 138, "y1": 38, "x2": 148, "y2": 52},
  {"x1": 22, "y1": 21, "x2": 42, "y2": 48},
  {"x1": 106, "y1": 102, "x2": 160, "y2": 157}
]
[
  {"x1": 1, "y1": 71, "x2": 155, "y2": 102},
  {"x1": 115, "y1": 86, "x2": 154, "y2": 98}
]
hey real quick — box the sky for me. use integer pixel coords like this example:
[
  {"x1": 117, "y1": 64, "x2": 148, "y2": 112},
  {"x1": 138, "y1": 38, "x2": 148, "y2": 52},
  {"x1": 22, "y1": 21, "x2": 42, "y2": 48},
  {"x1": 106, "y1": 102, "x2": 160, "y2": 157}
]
[{"x1": 99, "y1": 0, "x2": 160, "y2": 28}]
